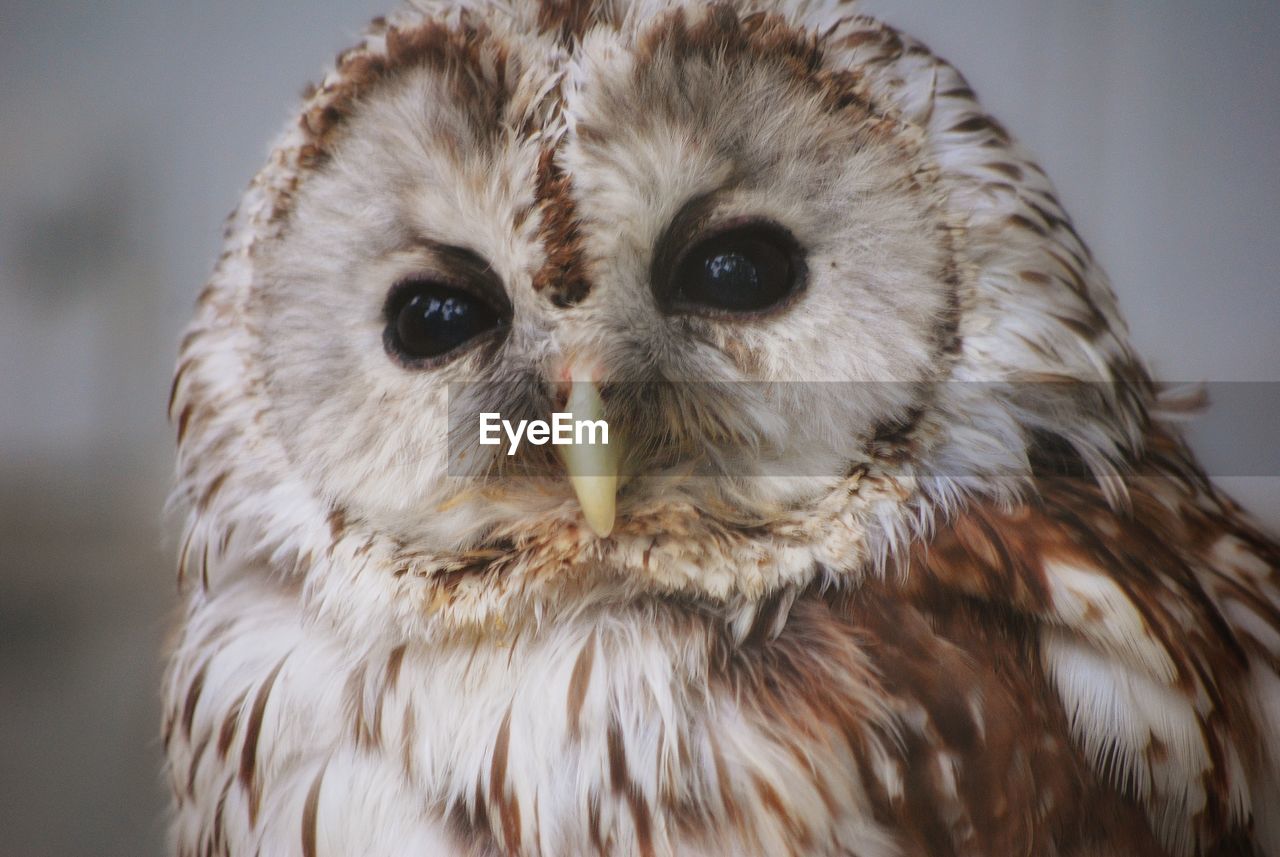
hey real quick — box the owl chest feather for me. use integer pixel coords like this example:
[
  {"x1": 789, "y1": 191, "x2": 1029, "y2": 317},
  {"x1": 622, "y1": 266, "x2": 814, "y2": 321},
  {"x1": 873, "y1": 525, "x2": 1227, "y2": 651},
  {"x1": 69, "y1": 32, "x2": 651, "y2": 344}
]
[
  {"x1": 168, "y1": 581, "x2": 908, "y2": 856},
  {"x1": 162, "y1": 581, "x2": 1137, "y2": 856},
  {"x1": 164, "y1": 477, "x2": 1280, "y2": 857}
]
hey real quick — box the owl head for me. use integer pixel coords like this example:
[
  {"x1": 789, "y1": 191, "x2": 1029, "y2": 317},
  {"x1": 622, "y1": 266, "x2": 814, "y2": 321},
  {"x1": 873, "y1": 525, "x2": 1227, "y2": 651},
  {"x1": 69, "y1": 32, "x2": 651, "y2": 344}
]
[{"x1": 171, "y1": 0, "x2": 1151, "y2": 640}]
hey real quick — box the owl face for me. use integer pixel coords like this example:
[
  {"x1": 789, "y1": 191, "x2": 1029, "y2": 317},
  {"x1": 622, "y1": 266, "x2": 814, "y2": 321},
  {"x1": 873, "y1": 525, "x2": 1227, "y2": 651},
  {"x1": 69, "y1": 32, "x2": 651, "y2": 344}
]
[
  {"x1": 250, "y1": 4, "x2": 958, "y2": 581},
  {"x1": 176, "y1": 0, "x2": 1143, "y2": 633}
]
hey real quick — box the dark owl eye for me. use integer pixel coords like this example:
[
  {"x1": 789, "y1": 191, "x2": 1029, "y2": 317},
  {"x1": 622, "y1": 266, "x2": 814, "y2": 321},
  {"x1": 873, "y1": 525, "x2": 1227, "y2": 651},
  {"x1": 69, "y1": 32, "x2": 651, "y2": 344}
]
[
  {"x1": 670, "y1": 224, "x2": 804, "y2": 315},
  {"x1": 383, "y1": 279, "x2": 505, "y2": 365}
]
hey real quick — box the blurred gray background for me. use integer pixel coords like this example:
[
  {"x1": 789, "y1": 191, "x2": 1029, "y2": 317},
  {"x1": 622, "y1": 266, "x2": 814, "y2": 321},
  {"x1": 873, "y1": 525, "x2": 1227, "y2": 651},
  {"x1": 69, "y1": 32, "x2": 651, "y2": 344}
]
[{"x1": 1, "y1": 1, "x2": 1276, "y2": 854}]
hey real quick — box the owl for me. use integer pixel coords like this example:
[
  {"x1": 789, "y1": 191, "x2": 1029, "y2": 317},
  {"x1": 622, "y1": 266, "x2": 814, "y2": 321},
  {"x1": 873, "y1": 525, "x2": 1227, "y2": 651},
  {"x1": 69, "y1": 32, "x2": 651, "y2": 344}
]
[{"x1": 162, "y1": 1, "x2": 1280, "y2": 855}]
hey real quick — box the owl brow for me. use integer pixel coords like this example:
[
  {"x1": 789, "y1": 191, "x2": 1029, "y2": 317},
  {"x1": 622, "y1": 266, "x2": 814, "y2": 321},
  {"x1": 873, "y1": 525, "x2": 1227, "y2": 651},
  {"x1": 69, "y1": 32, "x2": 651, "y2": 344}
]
[
  {"x1": 650, "y1": 191, "x2": 730, "y2": 286},
  {"x1": 629, "y1": 6, "x2": 897, "y2": 136},
  {"x1": 408, "y1": 238, "x2": 508, "y2": 303},
  {"x1": 296, "y1": 19, "x2": 513, "y2": 168},
  {"x1": 633, "y1": 5, "x2": 822, "y2": 76}
]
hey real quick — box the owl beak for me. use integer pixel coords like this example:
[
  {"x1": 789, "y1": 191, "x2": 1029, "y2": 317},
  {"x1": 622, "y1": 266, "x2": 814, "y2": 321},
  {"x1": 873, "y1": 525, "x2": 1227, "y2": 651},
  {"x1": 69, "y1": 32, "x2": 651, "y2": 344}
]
[{"x1": 556, "y1": 377, "x2": 617, "y2": 538}]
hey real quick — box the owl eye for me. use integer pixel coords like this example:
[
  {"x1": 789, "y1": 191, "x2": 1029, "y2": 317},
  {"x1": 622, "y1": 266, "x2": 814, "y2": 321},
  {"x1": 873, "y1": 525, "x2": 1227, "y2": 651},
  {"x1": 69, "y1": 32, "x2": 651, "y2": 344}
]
[
  {"x1": 383, "y1": 279, "x2": 505, "y2": 366},
  {"x1": 668, "y1": 224, "x2": 804, "y2": 315}
]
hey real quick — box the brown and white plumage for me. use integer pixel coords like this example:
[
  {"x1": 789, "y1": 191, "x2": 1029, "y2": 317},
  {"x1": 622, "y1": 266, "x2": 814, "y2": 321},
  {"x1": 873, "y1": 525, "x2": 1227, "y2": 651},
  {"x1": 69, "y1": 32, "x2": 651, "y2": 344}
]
[{"x1": 163, "y1": 1, "x2": 1280, "y2": 855}]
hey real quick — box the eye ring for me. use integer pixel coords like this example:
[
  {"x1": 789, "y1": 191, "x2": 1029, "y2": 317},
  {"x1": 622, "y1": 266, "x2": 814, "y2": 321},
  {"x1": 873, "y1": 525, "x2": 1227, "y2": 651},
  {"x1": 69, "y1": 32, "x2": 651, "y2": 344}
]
[
  {"x1": 656, "y1": 217, "x2": 807, "y2": 319},
  {"x1": 382, "y1": 277, "x2": 510, "y2": 369}
]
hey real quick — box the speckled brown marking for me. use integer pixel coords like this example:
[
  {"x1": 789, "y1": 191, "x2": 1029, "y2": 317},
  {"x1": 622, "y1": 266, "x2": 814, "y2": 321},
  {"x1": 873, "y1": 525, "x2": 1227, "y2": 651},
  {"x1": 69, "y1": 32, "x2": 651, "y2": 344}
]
[
  {"x1": 182, "y1": 658, "x2": 210, "y2": 740},
  {"x1": 218, "y1": 523, "x2": 237, "y2": 556},
  {"x1": 1026, "y1": 198, "x2": 1069, "y2": 232},
  {"x1": 911, "y1": 495, "x2": 1052, "y2": 610},
  {"x1": 240, "y1": 656, "x2": 288, "y2": 825},
  {"x1": 720, "y1": 339, "x2": 765, "y2": 376},
  {"x1": 892, "y1": 448, "x2": 1278, "y2": 850},
  {"x1": 632, "y1": 782, "x2": 660, "y2": 854},
  {"x1": 1006, "y1": 212, "x2": 1047, "y2": 237},
  {"x1": 488, "y1": 707, "x2": 521, "y2": 849},
  {"x1": 212, "y1": 779, "x2": 231, "y2": 854},
  {"x1": 347, "y1": 662, "x2": 379, "y2": 750},
  {"x1": 197, "y1": 471, "x2": 230, "y2": 512},
  {"x1": 1031, "y1": 429, "x2": 1095, "y2": 480},
  {"x1": 606, "y1": 720, "x2": 629, "y2": 792},
  {"x1": 751, "y1": 772, "x2": 799, "y2": 840},
  {"x1": 1044, "y1": 247, "x2": 1090, "y2": 298},
  {"x1": 199, "y1": 540, "x2": 211, "y2": 592},
  {"x1": 185, "y1": 733, "x2": 210, "y2": 799},
  {"x1": 447, "y1": 783, "x2": 484, "y2": 844},
  {"x1": 704, "y1": 597, "x2": 903, "y2": 847},
  {"x1": 216, "y1": 688, "x2": 249, "y2": 761},
  {"x1": 297, "y1": 20, "x2": 511, "y2": 168},
  {"x1": 177, "y1": 326, "x2": 207, "y2": 353},
  {"x1": 840, "y1": 586, "x2": 1068, "y2": 855},
  {"x1": 839, "y1": 21, "x2": 904, "y2": 60},
  {"x1": 587, "y1": 792, "x2": 607, "y2": 854},
  {"x1": 510, "y1": 201, "x2": 535, "y2": 232},
  {"x1": 531, "y1": 146, "x2": 592, "y2": 306},
  {"x1": 739, "y1": 587, "x2": 793, "y2": 647},
  {"x1": 985, "y1": 161, "x2": 1023, "y2": 181},
  {"x1": 385, "y1": 643, "x2": 407, "y2": 692},
  {"x1": 301, "y1": 763, "x2": 325, "y2": 857},
  {"x1": 949, "y1": 113, "x2": 1011, "y2": 142},
  {"x1": 641, "y1": 7, "x2": 820, "y2": 90},
  {"x1": 169, "y1": 358, "x2": 195, "y2": 417},
  {"x1": 326, "y1": 506, "x2": 347, "y2": 544},
  {"x1": 484, "y1": 780, "x2": 515, "y2": 848},
  {"x1": 637, "y1": 5, "x2": 899, "y2": 132},
  {"x1": 870, "y1": 404, "x2": 926, "y2": 453},
  {"x1": 566, "y1": 632, "x2": 596, "y2": 739},
  {"x1": 536, "y1": 0, "x2": 603, "y2": 42},
  {"x1": 400, "y1": 700, "x2": 417, "y2": 780},
  {"x1": 176, "y1": 403, "x2": 194, "y2": 444},
  {"x1": 607, "y1": 719, "x2": 655, "y2": 857},
  {"x1": 816, "y1": 68, "x2": 873, "y2": 115}
]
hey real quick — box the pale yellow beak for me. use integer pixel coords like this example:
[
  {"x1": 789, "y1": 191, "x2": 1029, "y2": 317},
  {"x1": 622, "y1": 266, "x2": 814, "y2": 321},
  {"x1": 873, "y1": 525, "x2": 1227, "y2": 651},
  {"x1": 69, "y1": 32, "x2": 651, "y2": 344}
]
[{"x1": 557, "y1": 378, "x2": 618, "y2": 538}]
